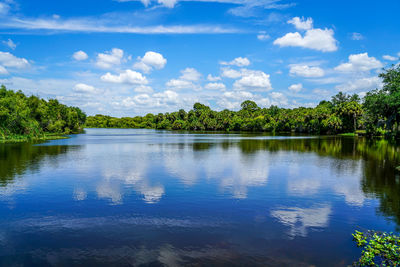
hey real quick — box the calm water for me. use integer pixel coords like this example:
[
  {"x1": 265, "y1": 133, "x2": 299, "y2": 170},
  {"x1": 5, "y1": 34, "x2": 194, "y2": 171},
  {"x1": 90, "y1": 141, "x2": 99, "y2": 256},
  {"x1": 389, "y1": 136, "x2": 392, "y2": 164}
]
[{"x1": 1, "y1": 128, "x2": 400, "y2": 266}]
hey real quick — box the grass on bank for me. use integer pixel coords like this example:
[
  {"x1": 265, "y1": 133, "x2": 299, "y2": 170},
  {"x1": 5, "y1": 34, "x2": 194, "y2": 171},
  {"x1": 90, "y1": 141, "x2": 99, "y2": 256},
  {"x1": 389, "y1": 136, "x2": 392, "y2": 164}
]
[
  {"x1": 337, "y1": 130, "x2": 368, "y2": 137},
  {"x1": 338, "y1": 132, "x2": 357, "y2": 137},
  {"x1": 0, "y1": 133, "x2": 68, "y2": 143}
]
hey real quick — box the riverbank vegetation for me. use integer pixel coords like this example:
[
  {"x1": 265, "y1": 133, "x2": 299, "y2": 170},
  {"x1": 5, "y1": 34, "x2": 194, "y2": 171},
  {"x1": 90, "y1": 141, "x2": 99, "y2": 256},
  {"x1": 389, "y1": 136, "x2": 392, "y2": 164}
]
[
  {"x1": 1, "y1": 65, "x2": 399, "y2": 140},
  {"x1": 0, "y1": 85, "x2": 86, "y2": 142},
  {"x1": 86, "y1": 65, "x2": 400, "y2": 138}
]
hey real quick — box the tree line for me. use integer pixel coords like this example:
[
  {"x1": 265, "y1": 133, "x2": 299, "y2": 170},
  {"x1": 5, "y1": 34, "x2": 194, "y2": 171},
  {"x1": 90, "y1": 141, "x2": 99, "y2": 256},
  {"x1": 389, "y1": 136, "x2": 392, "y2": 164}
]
[
  {"x1": 86, "y1": 65, "x2": 400, "y2": 138},
  {"x1": 1, "y1": 64, "x2": 399, "y2": 139},
  {"x1": 0, "y1": 85, "x2": 86, "y2": 140}
]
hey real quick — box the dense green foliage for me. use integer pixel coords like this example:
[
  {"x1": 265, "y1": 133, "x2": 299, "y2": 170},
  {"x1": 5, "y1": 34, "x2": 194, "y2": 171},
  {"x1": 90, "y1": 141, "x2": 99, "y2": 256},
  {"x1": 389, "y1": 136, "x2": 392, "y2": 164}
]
[
  {"x1": 2, "y1": 65, "x2": 399, "y2": 138},
  {"x1": 0, "y1": 86, "x2": 86, "y2": 140},
  {"x1": 364, "y1": 64, "x2": 400, "y2": 138},
  {"x1": 86, "y1": 66, "x2": 400, "y2": 137},
  {"x1": 87, "y1": 96, "x2": 363, "y2": 134},
  {"x1": 353, "y1": 230, "x2": 400, "y2": 266}
]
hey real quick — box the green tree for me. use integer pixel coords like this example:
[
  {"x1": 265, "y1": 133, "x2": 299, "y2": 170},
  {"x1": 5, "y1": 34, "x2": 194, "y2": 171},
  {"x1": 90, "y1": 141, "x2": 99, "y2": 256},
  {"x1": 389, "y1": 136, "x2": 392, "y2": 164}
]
[
  {"x1": 337, "y1": 101, "x2": 363, "y2": 132},
  {"x1": 240, "y1": 100, "x2": 259, "y2": 113},
  {"x1": 364, "y1": 64, "x2": 400, "y2": 137},
  {"x1": 0, "y1": 86, "x2": 86, "y2": 140}
]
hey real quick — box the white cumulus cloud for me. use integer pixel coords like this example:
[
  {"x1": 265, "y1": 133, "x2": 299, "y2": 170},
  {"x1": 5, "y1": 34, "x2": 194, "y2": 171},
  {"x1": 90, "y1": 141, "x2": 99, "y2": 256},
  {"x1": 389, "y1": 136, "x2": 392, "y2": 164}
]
[
  {"x1": 73, "y1": 83, "x2": 96, "y2": 93},
  {"x1": 205, "y1": 82, "x2": 226, "y2": 90},
  {"x1": 217, "y1": 91, "x2": 272, "y2": 110},
  {"x1": 270, "y1": 92, "x2": 289, "y2": 106},
  {"x1": 221, "y1": 67, "x2": 241, "y2": 79},
  {"x1": 157, "y1": 0, "x2": 178, "y2": 8},
  {"x1": 335, "y1": 53, "x2": 383, "y2": 72},
  {"x1": 223, "y1": 90, "x2": 254, "y2": 100},
  {"x1": 153, "y1": 90, "x2": 180, "y2": 105},
  {"x1": 101, "y1": 69, "x2": 148, "y2": 85},
  {"x1": 207, "y1": 74, "x2": 221, "y2": 81},
  {"x1": 289, "y1": 64, "x2": 325, "y2": 77},
  {"x1": 132, "y1": 94, "x2": 153, "y2": 106},
  {"x1": 73, "y1": 50, "x2": 88, "y2": 61},
  {"x1": 179, "y1": 67, "x2": 201, "y2": 81},
  {"x1": 220, "y1": 57, "x2": 250, "y2": 67},
  {"x1": 165, "y1": 67, "x2": 201, "y2": 91},
  {"x1": 288, "y1": 17, "x2": 313, "y2": 30},
  {"x1": 134, "y1": 85, "x2": 154, "y2": 94},
  {"x1": 274, "y1": 29, "x2": 337, "y2": 52},
  {"x1": 0, "y1": 52, "x2": 30, "y2": 69},
  {"x1": 335, "y1": 76, "x2": 382, "y2": 92},
  {"x1": 166, "y1": 79, "x2": 196, "y2": 90},
  {"x1": 96, "y1": 48, "x2": 124, "y2": 69},
  {"x1": 123, "y1": 90, "x2": 182, "y2": 109},
  {"x1": 288, "y1": 83, "x2": 302, "y2": 93},
  {"x1": 133, "y1": 51, "x2": 167, "y2": 73},
  {"x1": 274, "y1": 17, "x2": 337, "y2": 52},
  {"x1": 218, "y1": 91, "x2": 254, "y2": 109},
  {"x1": 233, "y1": 69, "x2": 272, "y2": 91}
]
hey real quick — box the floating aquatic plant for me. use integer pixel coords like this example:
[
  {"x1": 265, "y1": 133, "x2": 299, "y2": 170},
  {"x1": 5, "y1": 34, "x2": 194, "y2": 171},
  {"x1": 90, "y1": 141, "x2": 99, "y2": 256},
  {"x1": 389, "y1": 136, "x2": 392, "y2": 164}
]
[{"x1": 353, "y1": 230, "x2": 400, "y2": 266}]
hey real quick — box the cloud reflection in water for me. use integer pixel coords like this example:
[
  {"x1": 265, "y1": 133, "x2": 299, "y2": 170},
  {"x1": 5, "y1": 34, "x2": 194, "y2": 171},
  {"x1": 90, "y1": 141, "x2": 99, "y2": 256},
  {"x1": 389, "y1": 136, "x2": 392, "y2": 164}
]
[{"x1": 271, "y1": 204, "x2": 332, "y2": 238}]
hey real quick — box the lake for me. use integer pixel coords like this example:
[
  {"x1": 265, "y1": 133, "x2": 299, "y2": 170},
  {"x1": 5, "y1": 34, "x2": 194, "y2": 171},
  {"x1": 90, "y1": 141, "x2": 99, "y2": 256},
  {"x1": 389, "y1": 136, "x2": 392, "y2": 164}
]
[{"x1": 0, "y1": 128, "x2": 399, "y2": 266}]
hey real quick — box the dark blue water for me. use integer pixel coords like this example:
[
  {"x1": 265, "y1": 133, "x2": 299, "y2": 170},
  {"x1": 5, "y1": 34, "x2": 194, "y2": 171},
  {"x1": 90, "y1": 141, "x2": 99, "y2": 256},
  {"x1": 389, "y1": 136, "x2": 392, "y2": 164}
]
[{"x1": 0, "y1": 128, "x2": 399, "y2": 266}]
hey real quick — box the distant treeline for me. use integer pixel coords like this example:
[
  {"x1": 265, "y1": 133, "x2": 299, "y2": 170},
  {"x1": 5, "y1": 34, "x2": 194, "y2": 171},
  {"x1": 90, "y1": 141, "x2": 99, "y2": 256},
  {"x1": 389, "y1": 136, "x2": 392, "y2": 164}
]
[
  {"x1": 1, "y1": 64, "x2": 399, "y2": 139},
  {"x1": 86, "y1": 65, "x2": 400, "y2": 137},
  {"x1": 0, "y1": 86, "x2": 86, "y2": 140}
]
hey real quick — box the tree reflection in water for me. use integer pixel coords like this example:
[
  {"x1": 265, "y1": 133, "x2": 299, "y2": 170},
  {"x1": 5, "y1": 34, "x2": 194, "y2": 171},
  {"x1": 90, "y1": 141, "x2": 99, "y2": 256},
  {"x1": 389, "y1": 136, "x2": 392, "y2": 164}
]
[
  {"x1": 187, "y1": 136, "x2": 400, "y2": 226},
  {"x1": 1, "y1": 135, "x2": 400, "y2": 227},
  {"x1": 0, "y1": 143, "x2": 75, "y2": 187}
]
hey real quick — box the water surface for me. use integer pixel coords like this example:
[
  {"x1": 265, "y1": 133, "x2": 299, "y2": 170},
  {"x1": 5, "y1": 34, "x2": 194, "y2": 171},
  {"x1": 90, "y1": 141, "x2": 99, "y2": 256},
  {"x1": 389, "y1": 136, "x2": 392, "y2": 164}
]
[{"x1": 1, "y1": 128, "x2": 399, "y2": 266}]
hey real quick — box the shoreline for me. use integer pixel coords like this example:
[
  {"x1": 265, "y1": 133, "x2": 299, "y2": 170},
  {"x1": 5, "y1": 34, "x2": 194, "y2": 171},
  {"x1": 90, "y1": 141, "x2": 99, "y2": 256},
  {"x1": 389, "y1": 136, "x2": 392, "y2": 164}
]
[
  {"x1": 0, "y1": 134, "x2": 69, "y2": 144},
  {"x1": 0, "y1": 130, "x2": 371, "y2": 144}
]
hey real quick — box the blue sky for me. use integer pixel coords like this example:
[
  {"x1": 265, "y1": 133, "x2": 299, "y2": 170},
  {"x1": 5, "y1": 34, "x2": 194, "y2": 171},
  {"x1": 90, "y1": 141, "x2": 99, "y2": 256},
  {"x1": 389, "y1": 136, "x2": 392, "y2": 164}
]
[{"x1": 0, "y1": 0, "x2": 399, "y2": 116}]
